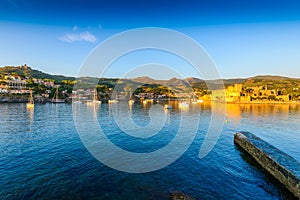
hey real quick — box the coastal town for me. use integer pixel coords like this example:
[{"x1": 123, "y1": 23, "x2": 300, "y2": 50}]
[
  {"x1": 3, "y1": 1, "x2": 300, "y2": 199},
  {"x1": 0, "y1": 64, "x2": 299, "y2": 103}
]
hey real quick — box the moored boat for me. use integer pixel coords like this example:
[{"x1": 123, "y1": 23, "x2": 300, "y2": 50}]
[
  {"x1": 52, "y1": 86, "x2": 65, "y2": 103},
  {"x1": 164, "y1": 87, "x2": 172, "y2": 110},
  {"x1": 26, "y1": 90, "x2": 34, "y2": 108},
  {"x1": 164, "y1": 104, "x2": 172, "y2": 109},
  {"x1": 129, "y1": 99, "x2": 135, "y2": 105},
  {"x1": 108, "y1": 99, "x2": 119, "y2": 103},
  {"x1": 86, "y1": 88, "x2": 101, "y2": 105},
  {"x1": 179, "y1": 101, "x2": 189, "y2": 109}
]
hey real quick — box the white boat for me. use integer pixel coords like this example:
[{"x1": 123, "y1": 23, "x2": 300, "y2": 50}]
[
  {"x1": 179, "y1": 101, "x2": 190, "y2": 108},
  {"x1": 86, "y1": 100, "x2": 101, "y2": 105},
  {"x1": 86, "y1": 88, "x2": 101, "y2": 105},
  {"x1": 108, "y1": 99, "x2": 119, "y2": 103},
  {"x1": 164, "y1": 88, "x2": 172, "y2": 109},
  {"x1": 26, "y1": 90, "x2": 34, "y2": 108},
  {"x1": 142, "y1": 100, "x2": 147, "y2": 104},
  {"x1": 197, "y1": 99, "x2": 204, "y2": 103},
  {"x1": 52, "y1": 86, "x2": 65, "y2": 103},
  {"x1": 128, "y1": 91, "x2": 134, "y2": 105},
  {"x1": 164, "y1": 104, "x2": 172, "y2": 109},
  {"x1": 72, "y1": 93, "x2": 82, "y2": 104},
  {"x1": 52, "y1": 99, "x2": 65, "y2": 103},
  {"x1": 129, "y1": 99, "x2": 135, "y2": 105}
]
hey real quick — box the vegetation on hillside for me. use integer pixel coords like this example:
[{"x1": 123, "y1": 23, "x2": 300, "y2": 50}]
[
  {"x1": 0, "y1": 65, "x2": 75, "y2": 83},
  {"x1": 1, "y1": 65, "x2": 299, "y2": 101}
]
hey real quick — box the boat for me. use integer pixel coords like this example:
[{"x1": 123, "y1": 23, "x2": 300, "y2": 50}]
[
  {"x1": 72, "y1": 94, "x2": 82, "y2": 104},
  {"x1": 179, "y1": 101, "x2": 190, "y2": 109},
  {"x1": 26, "y1": 90, "x2": 34, "y2": 108},
  {"x1": 52, "y1": 86, "x2": 65, "y2": 103},
  {"x1": 129, "y1": 99, "x2": 135, "y2": 105},
  {"x1": 128, "y1": 91, "x2": 134, "y2": 105},
  {"x1": 86, "y1": 88, "x2": 101, "y2": 105},
  {"x1": 108, "y1": 99, "x2": 119, "y2": 103},
  {"x1": 164, "y1": 88, "x2": 172, "y2": 109},
  {"x1": 191, "y1": 95, "x2": 198, "y2": 104},
  {"x1": 164, "y1": 104, "x2": 172, "y2": 109},
  {"x1": 197, "y1": 99, "x2": 204, "y2": 103},
  {"x1": 142, "y1": 99, "x2": 153, "y2": 106},
  {"x1": 72, "y1": 100, "x2": 82, "y2": 104}
]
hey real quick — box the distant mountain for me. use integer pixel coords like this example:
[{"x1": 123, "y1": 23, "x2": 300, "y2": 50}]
[
  {"x1": 165, "y1": 78, "x2": 189, "y2": 86},
  {"x1": 130, "y1": 76, "x2": 189, "y2": 86},
  {"x1": 249, "y1": 75, "x2": 296, "y2": 81},
  {"x1": 127, "y1": 76, "x2": 193, "y2": 92},
  {"x1": 185, "y1": 77, "x2": 203, "y2": 83},
  {"x1": 1, "y1": 65, "x2": 299, "y2": 89},
  {"x1": 130, "y1": 76, "x2": 157, "y2": 84},
  {"x1": 222, "y1": 78, "x2": 246, "y2": 86}
]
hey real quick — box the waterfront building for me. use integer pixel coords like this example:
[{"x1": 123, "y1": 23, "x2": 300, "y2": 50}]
[{"x1": 200, "y1": 83, "x2": 291, "y2": 103}]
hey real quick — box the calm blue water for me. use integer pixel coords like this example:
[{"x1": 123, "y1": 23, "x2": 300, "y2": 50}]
[{"x1": 0, "y1": 102, "x2": 299, "y2": 199}]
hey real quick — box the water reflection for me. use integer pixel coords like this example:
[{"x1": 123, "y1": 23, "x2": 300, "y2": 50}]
[
  {"x1": 86, "y1": 103, "x2": 99, "y2": 120},
  {"x1": 1, "y1": 102, "x2": 300, "y2": 199},
  {"x1": 226, "y1": 104, "x2": 241, "y2": 127},
  {"x1": 129, "y1": 101, "x2": 133, "y2": 114},
  {"x1": 227, "y1": 103, "x2": 298, "y2": 122},
  {"x1": 26, "y1": 106, "x2": 34, "y2": 131}
]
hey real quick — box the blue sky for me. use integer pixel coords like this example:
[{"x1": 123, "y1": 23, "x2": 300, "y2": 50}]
[{"x1": 0, "y1": 0, "x2": 300, "y2": 79}]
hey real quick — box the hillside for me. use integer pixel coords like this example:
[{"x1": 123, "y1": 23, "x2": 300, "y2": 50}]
[
  {"x1": 130, "y1": 76, "x2": 189, "y2": 87},
  {"x1": 1, "y1": 65, "x2": 299, "y2": 92},
  {"x1": 250, "y1": 75, "x2": 296, "y2": 81},
  {"x1": 130, "y1": 76, "x2": 157, "y2": 84},
  {"x1": 0, "y1": 65, "x2": 75, "y2": 82},
  {"x1": 242, "y1": 76, "x2": 300, "y2": 92}
]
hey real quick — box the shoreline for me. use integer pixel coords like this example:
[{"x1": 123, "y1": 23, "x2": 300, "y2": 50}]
[
  {"x1": 1, "y1": 99, "x2": 299, "y2": 105},
  {"x1": 201, "y1": 100, "x2": 300, "y2": 104},
  {"x1": 224, "y1": 101, "x2": 300, "y2": 104}
]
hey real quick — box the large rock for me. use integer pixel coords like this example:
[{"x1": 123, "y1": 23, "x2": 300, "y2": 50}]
[
  {"x1": 169, "y1": 191, "x2": 195, "y2": 200},
  {"x1": 234, "y1": 132, "x2": 300, "y2": 199}
]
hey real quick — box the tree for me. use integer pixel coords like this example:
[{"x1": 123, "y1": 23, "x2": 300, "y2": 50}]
[{"x1": 268, "y1": 95, "x2": 276, "y2": 101}]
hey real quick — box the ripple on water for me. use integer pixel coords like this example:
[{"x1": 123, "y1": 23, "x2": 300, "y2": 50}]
[{"x1": 0, "y1": 103, "x2": 299, "y2": 199}]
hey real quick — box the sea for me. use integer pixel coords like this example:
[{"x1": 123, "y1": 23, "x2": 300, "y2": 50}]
[{"x1": 0, "y1": 102, "x2": 299, "y2": 199}]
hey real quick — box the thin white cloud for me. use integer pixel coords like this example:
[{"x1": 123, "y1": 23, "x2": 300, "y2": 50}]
[
  {"x1": 73, "y1": 25, "x2": 78, "y2": 31},
  {"x1": 59, "y1": 32, "x2": 97, "y2": 43}
]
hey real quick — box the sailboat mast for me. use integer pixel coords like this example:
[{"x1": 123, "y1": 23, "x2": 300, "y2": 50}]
[
  {"x1": 31, "y1": 90, "x2": 33, "y2": 103},
  {"x1": 168, "y1": 87, "x2": 170, "y2": 104},
  {"x1": 56, "y1": 87, "x2": 58, "y2": 101},
  {"x1": 94, "y1": 88, "x2": 97, "y2": 101}
]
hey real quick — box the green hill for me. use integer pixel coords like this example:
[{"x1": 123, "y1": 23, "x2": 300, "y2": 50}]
[
  {"x1": 250, "y1": 75, "x2": 295, "y2": 81},
  {"x1": 0, "y1": 65, "x2": 75, "y2": 82},
  {"x1": 1, "y1": 65, "x2": 299, "y2": 92}
]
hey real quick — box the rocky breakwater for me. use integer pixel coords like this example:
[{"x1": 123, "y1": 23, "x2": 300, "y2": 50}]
[{"x1": 234, "y1": 132, "x2": 300, "y2": 199}]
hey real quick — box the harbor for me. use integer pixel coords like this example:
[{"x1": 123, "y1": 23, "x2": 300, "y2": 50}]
[{"x1": 1, "y1": 102, "x2": 299, "y2": 199}]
